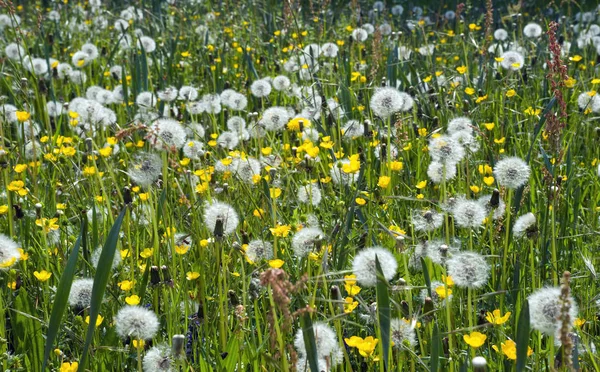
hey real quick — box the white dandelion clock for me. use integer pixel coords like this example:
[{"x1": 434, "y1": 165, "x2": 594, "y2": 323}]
[
  {"x1": 291, "y1": 227, "x2": 324, "y2": 258},
  {"x1": 452, "y1": 198, "x2": 487, "y2": 228},
  {"x1": 245, "y1": 240, "x2": 273, "y2": 262},
  {"x1": 493, "y1": 157, "x2": 530, "y2": 189},
  {"x1": 0, "y1": 234, "x2": 21, "y2": 270},
  {"x1": 500, "y1": 51, "x2": 525, "y2": 71},
  {"x1": 446, "y1": 252, "x2": 490, "y2": 289},
  {"x1": 528, "y1": 287, "x2": 577, "y2": 336},
  {"x1": 115, "y1": 306, "x2": 160, "y2": 340},
  {"x1": 143, "y1": 344, "x2": 173, "y2": 372},
  {"x1": 513, "y1": 212, "x2": 537, "y2": 238},
  {"x1": 297, "y1": 184, "x2": 322, "y2": 206},
  {"x1": 390, "y1": 318, "x2": 417, "y2": 349},
  {"x1": 250, "y1": 79, "x2": 272, "y2": 98},
  {"x1": 294, "y1": 322, "x2": 341, "y2": 363},
  {"x1": 523, "y1": 23, "x2": 543, "y2": 38},
  {"x1": 68, "y1": 278, "x2": 95, "y2": 309},
  {"x1": 128, "y1": 152, "x2": 162, "y2": 188},
  {"x1": 203, "y1": 201, "x2": 239, "y2": 236},
  {"x1": 0, "y1": 234, "x2": 20, "y2": 270},
  {"x1": 370, "y1": 87, "x2": 405, "y2": 119},
  {"x1": 150, "y1": 118, "x2": 187, "y2": 150},
  {"x1": 352, "y1": 246, "x2": 398, "y2": 287}
]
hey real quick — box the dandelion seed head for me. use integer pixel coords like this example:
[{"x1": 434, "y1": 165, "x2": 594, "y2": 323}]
[
  {"x1": 203, "y1": 201, "x2": 239, "y2": 236},
  {"x1": 452, "y1": 197, "x2": 487, "y2": 228},
  {"x1": 494, "y1": 28, "x2": 508, "y2": 41},
  {"x1": 291, "y1": 227, "x2": 324, "y2": 257},
  {"x1": 321, "y1": 42, "x2": 339, "y2": 57},
  {"x1": 513, "y1": 212, "x2": 537, "y2": 238},
  {"x1": 158, "y1": 86, "x2": 179, "y2": 102},
  {"x1": 250, "y1": 79, "x2": 272, "y2": 98},
  {"x1": 216, "y1": 131, "x2": 240, "y2": 150},
  {"x1": 91, "y1": 246, "x2": 122, "y2": 270},
  {"x1": 370, "y1": 87, "x2": 405, "y2": 119},
  {"x1": 297, "y1": 184, "x2": 322, "y2": 206},
  {"x1": 115, "y1": 306, "x2": 159, "y2": 340},
  {"x1": 411, "y1": 209, "x2": 444, "y2": 232},
  {"x1": 493, "y1": 156, "x2": 530, "y2": 189},
  {"x1": 68, "y1": 278, "x2": 95, "y2": 308},
  {"x1": 390, "y1": 318, "x2": 417, "y2": 349},
  {"x1": 447, "y1": 117, "x2": 473, "y2": 134},
  {"x1": 245, "y1": 240, "x2": 273, "y2": 262},
  {"x1": 446, "y1": 252, "x2": 490, "y2": 289},
  {"x1": 352, "y1": 246, "x2": 398, "y2": 287},
  {"x1": 477, "y1": 194, "x2": 505, "y2": 220},
  {"x1": 230, "y1": 157, "x2": 261, "y2": 184},
  {"x1": 500, "y1": 51, "x2": 525, "y2": 71},
  {"x1": 523, "y1": 22, "x2": 543, "y2": 38},
  {"x1": 528, "y1": 287, "x2": 577, "y2": 336},
  {"x1": 128, "y1": 152, "x2": 162, "y2": 188},
  {"x1": 352, "y1": 28, "x2": 369, "y2": 42},
  {"x1": 136, "y1": 91, "x2": 157, "y2": 109},
  {"x1": 0, "y1": 234, "x2": 20, "y2": 270},
  {"x1": 259, "y1": 106, "x2": 291, "y2": 131},
  {"x1": 294, "y1": 322, "x2": 340, "y2": 361},
  {"x1": 143, "y1": 344, "x2": 173, "y2": 372},
  {"x1": 429, "y1": 135, "x2": 466, "y2": 164},
  {"x1": 342, "y1": 120, "x2": 365, "y2": 139}
]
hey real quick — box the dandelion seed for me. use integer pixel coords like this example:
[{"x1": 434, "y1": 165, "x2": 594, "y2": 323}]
[
  {"x1": 68, "y1": 278, "x2": 95, "y2": 309},
  {"x1": 0, "y1": 234, "x2": 20, "y2": 270},
  {"x1": 250, "y1": 79, "x2": 272, "y2": 98},
  {"x1": 245, "y1": 240, "x2": 273, "y2": 262},
  {"x1": 259, "y1": 106, "x2": 291, "y2": 131},
  {"x1": 499, "y1": 51, "x2": 525, "y2": 71},
  {"x1": 128, "y1": 152, "x2": 162, "y2": 188},
  {"x1": 411, "y1": 209, "x2": 444, "y2": 232},
  {"x1": 91, "y1": 246, "x2": 122, "y2": 270},
  {"x1": 528, "y1": 287, "x2": 578, "y2": 336},
  {"x1": 452, "y1": 197, "x2": 487, "y2": 228},
  {"x1": 493, "y1": 156, "x2": 530, "y2": 189},
  {"x1": 115, "y1": 306, "x2": 159, "y2": 340},
  {"x1": 297, "y1": 183, "x2": 322, "y2": 206},
  {"x1": 203, "y1": 201, "x2": 239, "y2": 236},
  {"x1": 523, "y1": 22, "x2": 543, "y2": 38},
  {"x1": 150, "y1": 118, "x2": 187, "y2": 150},
  {"x1": 142, "y1": 344, "x2": 173, "y2": 372},
  {"x1": 352, "y1": 246, "x2": 398, "y2": 287},
  {"x1": 429, "y1": 135, "x2": 466, "y2": 165},
  {"x1": 294, "y1": 322, "x2": 342, "y2": 365},
  {"x1": 390, "y1": 318, "x2": 417, "y2": 349},
  {"x1": 446, "y1": 251, "x2": 490, "y2": 289},
  {"x1": 477, "y1": 194, "x2": 506, "y2": 220},
  {"x1": 291, "y1": 227, "x2": 324, "y2": 258},
  {"x1": 370, "y1": 87, "x2": 406, "y2": 119},
  {"x1": 513, "y1": 212, "x2": 537, "y2": 238}
]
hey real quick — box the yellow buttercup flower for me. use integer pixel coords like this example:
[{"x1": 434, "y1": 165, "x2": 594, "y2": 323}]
[
  {"x1": 34, "y1": 270, "x2": 52, "y2": 282},
  {"x1": 463, "y1": 331, "x2": 487, "y2": 348},
  {"x1": 486, "y1": 309, "x2": 511, "y2": 325}
]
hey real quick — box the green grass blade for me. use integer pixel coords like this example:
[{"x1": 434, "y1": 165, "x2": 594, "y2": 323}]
[
  {"x1": 376, "y1": 256, "x2": 391, "y2": 370},
  {"x1": 78, "y1": 207, "x2": 127, "y2": 371},
  {"x1": 299, "y1": 309, "x2": 319, "y2": 372},
  {"x1": 42, "y1": 220, "x2": 86, "y2": 370},
  {"x1": 421, "y1": 257, "x2": 432, "y2": 297},
  {"x1": 431, "y1": 323, "x2": 441, "y2": 372},
  {"x1": 516, "y1": 300, "x2": 530, "y2": 372}
]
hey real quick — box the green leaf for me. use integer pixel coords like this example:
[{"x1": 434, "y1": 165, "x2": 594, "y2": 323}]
[
  {"x1": 78, "y1": 207, "x2": 127, "y2": 371},
  {"x1": 516, "y1": 300, "x2": 530, "y2": 372},
  {"x1": 431, "y1": 324, "x2": 441, "y2": 372},
  {"x1": 300, "y1": 311, "x2": 320, "y2": 372},
  {"x1": 376, "y1": 256, "x2": 391, "y2": 371},
  {"x1": 42, "y1": 221, "x2": 86, "y2": 370},
  {"x1": 421, "y1": 257, "x2": 432, "y2": 298}
]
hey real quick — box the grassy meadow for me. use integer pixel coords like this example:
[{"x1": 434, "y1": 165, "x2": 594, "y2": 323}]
[{"x1": 1, "y1": 0, "x2": 600, "y2": 370}]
